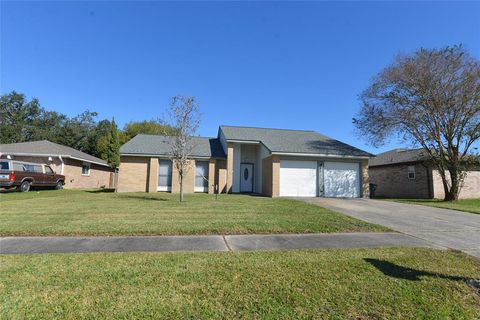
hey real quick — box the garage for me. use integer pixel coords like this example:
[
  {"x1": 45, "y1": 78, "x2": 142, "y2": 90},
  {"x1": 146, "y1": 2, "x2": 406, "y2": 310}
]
[
  {"x1": 279, "y1": 160, "x2": 361, "y2": 198},
  {"x1": 324, "y1": 162, "x2": 360, "y2": 198},
  {"x1": 279, "y1": 160, "x2": 317, "y2": 197}
]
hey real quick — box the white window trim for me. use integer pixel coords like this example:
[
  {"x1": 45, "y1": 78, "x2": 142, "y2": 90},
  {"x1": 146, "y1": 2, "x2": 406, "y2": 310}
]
[{"x1": 82, "y1": 162, "x2": 91, "y2": 176}]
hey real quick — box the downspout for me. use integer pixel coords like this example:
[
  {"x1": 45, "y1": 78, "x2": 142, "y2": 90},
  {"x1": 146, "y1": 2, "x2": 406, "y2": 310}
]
[{"x1": 59, "y1": 156, "x2": 65, "y2": 175}]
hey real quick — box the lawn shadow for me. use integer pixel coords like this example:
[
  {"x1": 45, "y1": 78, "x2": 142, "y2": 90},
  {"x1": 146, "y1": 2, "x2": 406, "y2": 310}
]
[
  {"x1": 86, "y1": 189, "x2": 116, "y2": 193},
  {"x1": 364, "y1": 258, "x2": 479, "y2": 292},
  {"x1": 117, "y1": 194, "x2": 169, "y2": 201}
]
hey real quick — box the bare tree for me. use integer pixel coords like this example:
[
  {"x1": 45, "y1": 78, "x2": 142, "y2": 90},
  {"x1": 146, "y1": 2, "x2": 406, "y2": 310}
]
[
  {"x1": 354, "y1": 45, "x2": 480, "y2": 201},
  {"x1": 162, "y1": 96, "x2": 201, "y2": 202}
]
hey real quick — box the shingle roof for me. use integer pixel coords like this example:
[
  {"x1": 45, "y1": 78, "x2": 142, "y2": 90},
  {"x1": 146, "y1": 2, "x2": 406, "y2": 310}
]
[
  {"x1": 369, "y1": 148, "x2": 429, "y2": 167},
  {"x1": 0, "y1": 140, "x2": 109, "y2": 166},
  {"x1": 219, "y1": 125, "x2": 372, "y2": 157},
  {"x1": 120, "y1": 134, "x2": 226, "y2": 158}
]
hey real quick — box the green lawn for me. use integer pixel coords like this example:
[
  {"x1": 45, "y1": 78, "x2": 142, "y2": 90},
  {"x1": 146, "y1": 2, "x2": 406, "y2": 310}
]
[
  {"x1": 387, "y1": 198, "x2": 480, "y2": 214},
  {"x1": 0, "y1": 189, "x2": 386, "y2": 236},
  {"x1": 1, "y1": 248, "x2": 479, "y2": 319}
]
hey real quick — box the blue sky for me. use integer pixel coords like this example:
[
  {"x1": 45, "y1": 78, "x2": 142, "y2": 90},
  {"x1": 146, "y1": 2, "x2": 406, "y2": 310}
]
[{"x1": 1, "y1": 1, "x2": 479, "y2": 154}]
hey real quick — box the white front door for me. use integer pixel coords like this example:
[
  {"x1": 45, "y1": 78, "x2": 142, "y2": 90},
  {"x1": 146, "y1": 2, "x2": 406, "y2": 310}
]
[
  {"x1": 279, "y1": 160, "x2": 317, "y2": 197},
  {"x1": 324, "y1": 162, "x2": 360, "y2": 197},
  {"x1": 240, "y1": 163, "x2": 253, "y2": 192}
]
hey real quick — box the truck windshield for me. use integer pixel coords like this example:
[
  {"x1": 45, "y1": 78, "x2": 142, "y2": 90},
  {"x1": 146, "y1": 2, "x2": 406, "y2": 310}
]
[{"x1": 0, "y1": 161, "x2": 9, "y2": 170}]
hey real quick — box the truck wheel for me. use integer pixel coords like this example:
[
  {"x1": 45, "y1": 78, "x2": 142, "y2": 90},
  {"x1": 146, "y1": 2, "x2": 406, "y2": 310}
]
[
  {"x1": 18, "y1": 181, "x2": 31, "y2": 192},
  {"x1": 55, "y1": 181, "x2": 63, "y2": 190}
]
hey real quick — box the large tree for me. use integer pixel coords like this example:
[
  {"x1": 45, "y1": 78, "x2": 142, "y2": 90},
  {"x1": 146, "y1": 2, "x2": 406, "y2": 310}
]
[
  {"x1": 354, "y1": 45, "x2": 480, "y2": 201},
  {"x1": 119, "y1": 120, "x2": 177, "y2": 145},
  {"x1": 0, "y1": 91, "x2": 42, "y2": 143},
  {"x1": 162, "y1": 96, "x2": 201, "y2": 202}
]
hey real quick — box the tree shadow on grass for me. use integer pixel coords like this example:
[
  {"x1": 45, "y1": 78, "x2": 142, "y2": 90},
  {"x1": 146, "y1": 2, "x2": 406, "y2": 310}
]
[
  {"x1": 364, "y1": 258, "x2": 480, "y2": 292},
  {"x1": 86, "y1": 189, "x2": 115, "y2": 193},
  {"x1": 117, "y1": 194, "x2": 169, "y2": 201}
]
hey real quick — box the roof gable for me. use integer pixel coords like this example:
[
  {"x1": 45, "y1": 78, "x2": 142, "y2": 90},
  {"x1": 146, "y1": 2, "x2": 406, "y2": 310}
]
[{"x1": 0, "y1": 140, "x2": 109, "y2": 166}]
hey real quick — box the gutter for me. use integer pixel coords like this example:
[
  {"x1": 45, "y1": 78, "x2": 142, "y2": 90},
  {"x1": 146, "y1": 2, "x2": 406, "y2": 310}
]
[
  {"x1": 120, "y1": 153, "x2": 226, "y2": 160},
  {"x1": 270, "y1": 152, "x2": 371, "y2": 160},
  {"x1": 0, "y1": 152, "x2": 110, "y2": 168}
]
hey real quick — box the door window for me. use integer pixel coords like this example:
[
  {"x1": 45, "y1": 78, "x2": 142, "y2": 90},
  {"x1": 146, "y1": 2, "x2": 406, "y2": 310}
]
[{"x1": 45, "y1": 166, "x2": 54, "y2": 174}]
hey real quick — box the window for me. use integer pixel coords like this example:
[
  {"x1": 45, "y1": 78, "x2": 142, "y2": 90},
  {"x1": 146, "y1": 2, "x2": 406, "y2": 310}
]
[
  {"x1": 0, "y1": 161, "x2": 9, "y2": 170},
  {"x1": 158, "y1": 160, "x2": 172, "y2": 191},
  {"x1": 82, "y1": 163, "x2": 91, "y2": 176},
  {"x1": 26, "y1": 165, "x2": 43, "y2": 173},
  {"x1": 13, "y1": 163, "x2": 26, "y2": 171},
  {"x1": 195, "y1": 161, "x2": 209, "y2": 192},
  {"x1": 45, "y1": 166, "x2": 54, "y2": 174},
  {"x1": 408, "y1": 165, "x2": 416, "y2": 180}
]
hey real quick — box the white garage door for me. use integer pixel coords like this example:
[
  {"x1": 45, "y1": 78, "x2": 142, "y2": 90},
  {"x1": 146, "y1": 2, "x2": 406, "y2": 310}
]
[
  {"x1": 324, "y1": 162, "x2": 360, "y2": 198},
  {"x1": 280, "y1": 160, "x2": 317, "y2": 197}
]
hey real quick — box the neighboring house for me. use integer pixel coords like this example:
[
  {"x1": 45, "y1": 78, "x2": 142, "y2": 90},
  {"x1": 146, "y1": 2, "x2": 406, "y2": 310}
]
[
  {"x1": 369, "y1": 148, "x2": 480, "y2": 199},
  {"x1": 118, "y1": 125, "x2": 372, "y2": 198},
  {"x1": 0, "y1": 140, "x2": 115, "y2": 189}
]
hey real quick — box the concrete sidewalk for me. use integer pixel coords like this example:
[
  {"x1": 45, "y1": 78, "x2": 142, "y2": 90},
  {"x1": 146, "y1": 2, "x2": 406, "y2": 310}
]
[{"x1": 0, "y1": 232, "x2": 437, "y2": 254}]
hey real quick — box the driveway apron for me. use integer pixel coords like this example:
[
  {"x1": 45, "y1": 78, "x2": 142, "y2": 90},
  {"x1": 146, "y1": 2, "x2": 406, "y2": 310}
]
[{"x1": 301, "y1": 198, "x2": 480, "y2": 258}]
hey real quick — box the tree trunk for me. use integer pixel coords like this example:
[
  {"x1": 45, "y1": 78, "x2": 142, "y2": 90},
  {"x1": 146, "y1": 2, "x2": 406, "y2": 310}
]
[
  {"x1": 445, "y1": 168, "x2": 460, "y2": 201},
  {"x1": 179, "y1": 174, "x2": 184, "y2": 202}
]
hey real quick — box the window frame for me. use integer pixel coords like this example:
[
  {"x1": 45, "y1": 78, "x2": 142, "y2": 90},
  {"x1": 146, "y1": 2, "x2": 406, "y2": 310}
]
[
  {"x1": 195, "y1": 161, "x2": 209, "y2": 193},
  {"x1": 158, "y1": 159, "x2": 173, "y2": 192},
  {"x1": 82, "y1": 162, "x2": 91, "y2": 176},
  {"x1": 407, "y1": 165, "x2": 416, "y2": 180}
]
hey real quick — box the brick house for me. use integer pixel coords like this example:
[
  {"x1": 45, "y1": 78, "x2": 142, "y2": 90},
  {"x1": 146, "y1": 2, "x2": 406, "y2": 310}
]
[
  {"x1": 118, "y1": 125, "x2": 372, "y2": 198},
  {"x1": 369, "y1": 148, "x2": 480, "y2": 199},
  {"x1": 0, "y1": 140, "x2": 115, "y2": 189}
]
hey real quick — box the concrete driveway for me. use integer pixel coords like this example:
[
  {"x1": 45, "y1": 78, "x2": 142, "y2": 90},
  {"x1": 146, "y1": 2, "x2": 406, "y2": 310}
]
[{"x1": 301, "y1": 198, "x2": 480, "y2": 258}]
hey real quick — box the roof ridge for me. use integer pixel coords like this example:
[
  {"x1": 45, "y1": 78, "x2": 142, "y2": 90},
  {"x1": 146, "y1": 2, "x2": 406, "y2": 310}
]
[
  {"x1": 220, "y1": 124, "x2": 316, "y2": 133},
  {"x1": 135, "y1": 133, "x2": 217, "y2": 139}
]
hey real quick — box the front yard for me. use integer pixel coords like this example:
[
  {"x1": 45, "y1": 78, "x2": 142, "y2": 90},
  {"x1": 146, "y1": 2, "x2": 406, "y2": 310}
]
[
  {"x1": 1, "y1": 248, "x2": 479, "y2": 319},
  {"x1": 388, "y1": 198, "x2": 480, "y2": 214},
  {"x1": 0, "y1": 189, "x2": 386, "y2": 236}
]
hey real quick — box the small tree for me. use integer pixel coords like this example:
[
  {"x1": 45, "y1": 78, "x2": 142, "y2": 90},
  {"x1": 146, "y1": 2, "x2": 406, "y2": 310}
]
[
  {"x1": 162, "y1": 96, "x2": 201, "y2": 202},
  {"x1": 354, "y1": 45, "x2": 480, "y2": 201},
  {"x1": 96, "y1": 118, "x2": 120, "y2": 168}
]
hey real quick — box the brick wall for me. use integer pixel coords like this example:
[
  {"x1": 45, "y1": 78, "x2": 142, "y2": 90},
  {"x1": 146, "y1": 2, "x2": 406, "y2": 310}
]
[
  {"x1": 360, "y1": 160, "x2": 370, "y2": 198},
  {"x1": 262, "y1": 155, "x2": 280, "y2": 197},
  {"x1": 432, "y1": 168, "x2": 480, "y2": 199},
  {"x1": 63, "y1": 158, "x2": 112, "y2": 189},
  {"x1": 226, "y1": 143, "x2": 234, "y2": 193},
  {"x1": 369, "y1": 163, "x2": 431, "y2": 199},
  {"x1": 171, "y1": 159, "x2": 195, "y2": 194},
  {"x1": 216, "y1": 160, "x2": 227, "y2": 194},
  {"x1": 117, "y1": 156, "x2": 149, "y2": 192}
]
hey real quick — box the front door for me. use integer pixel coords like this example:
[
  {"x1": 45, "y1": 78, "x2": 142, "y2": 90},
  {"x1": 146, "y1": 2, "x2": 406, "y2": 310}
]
[{"x1": 240, "y1": 163, "x2": 253, "y2": 193}]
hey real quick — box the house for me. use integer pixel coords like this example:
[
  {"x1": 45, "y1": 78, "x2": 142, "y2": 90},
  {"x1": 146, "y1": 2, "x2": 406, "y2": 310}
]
[
  {"x1": 0, "y1": 140, "x2": 115, "y2": 189},
  {"x1": 369, "y1": 148, "x2": 480, "y2": 199},
  {"x1": 118, "y1": 125, "x2": 372, "y2": 197}
]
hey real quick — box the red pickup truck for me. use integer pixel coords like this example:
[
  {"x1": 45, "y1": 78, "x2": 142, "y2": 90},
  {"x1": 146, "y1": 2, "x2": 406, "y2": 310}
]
[{"x1": 0, "y1": 160, "x2": 65, "y2": 192}]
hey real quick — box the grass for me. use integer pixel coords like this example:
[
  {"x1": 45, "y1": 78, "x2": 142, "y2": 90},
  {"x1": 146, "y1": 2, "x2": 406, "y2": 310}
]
[
  {"x1": 385, "y1": 198, "x2": 480, "y2": 214},
  {"x1": 0, "y1": 189, "x2": 387, "y2": 236},
  {"x1": 1, "y1": 248, "x2": 479, "y2": 319}
]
